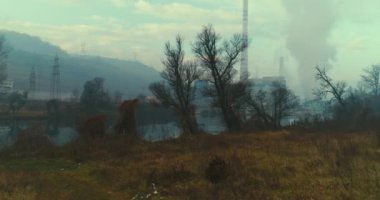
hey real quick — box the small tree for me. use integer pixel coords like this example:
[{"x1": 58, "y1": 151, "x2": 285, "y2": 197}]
[
  {"x1": 193, "y1": 25, "x2": 247, "y2": 133},
  {"x1": 150, "y1": 35, "x2": 201, "y2": 135},
  {"x1": 0, "y1": 36, "x2": 8, "y2": 82},
  {"x1": 9, "y1": 91, "x2": 27, "y2": 114},
  {"x1": 46, "y1": 99, "x2": 60, "y2": 117},
  {"x1": 246, "y1": 89, "x2": 274, "y2": 128},
  {"x1": 80, "y1": 77, "x2": 110, "y2": 112},
  {"x1": 315, "y1": 66, "x2": 347, "y2": 107},
  {"x1": 71, "y1": 88, "x2": 80, "y2": 102},
  {"x1": 361, "y1": 64, "x2": 380, "y2": 96},
  {"x1": 270, "y1": 82, "x2": 299, "y2": 128},
  {"x1": 315, "y1": 66, "x2": 355, "y2": 125},
  {"x1": 247, "y1": 83, "x2": 298, "y2": 129},
  {"x1": 112, "y1": 90, "x2": 123, "y2": 105}
]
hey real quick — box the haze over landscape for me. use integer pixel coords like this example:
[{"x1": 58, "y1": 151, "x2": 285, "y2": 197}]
[
  {"x1": 1, "y1": 1, "x2": 380, "y2": 199},
  {"x1": 0, "y1": 0, "x2": 379, "y2": 95},
  {"x1": 1, "y1": 30, "x2": 160, "y2": 98}
]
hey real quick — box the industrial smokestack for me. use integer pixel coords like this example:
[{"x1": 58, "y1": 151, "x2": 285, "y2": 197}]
[{"x1": 240, "y1": 0, "x2": 249, "y2": 81}]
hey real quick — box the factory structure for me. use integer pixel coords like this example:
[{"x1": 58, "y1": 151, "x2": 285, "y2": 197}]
[
  {"x1": 239, "y1": 0, "x2": 288, "y2": 94},
  {"x1": 250, "y1": 55, "x2": 286, "y2": 85},
  {"x1": 239, "y1": 0, "x2": 286, "y2": 89}
]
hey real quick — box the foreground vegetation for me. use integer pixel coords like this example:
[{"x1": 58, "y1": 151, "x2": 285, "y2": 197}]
[{"x1": 0, "y1": 130, "x2": 380, "y2": 200}]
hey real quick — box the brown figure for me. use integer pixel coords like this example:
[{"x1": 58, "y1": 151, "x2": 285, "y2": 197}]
[{"x1": 114, "y1": 98, "x2": 139, "y2": 134}]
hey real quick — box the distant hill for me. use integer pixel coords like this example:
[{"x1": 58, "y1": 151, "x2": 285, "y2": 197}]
[
  {"x1": 0, "y1": 30, "x2": 160, "y2": 99},
  {"x1": 1, "y1": 31, "x2": 67, "y2": 56}
]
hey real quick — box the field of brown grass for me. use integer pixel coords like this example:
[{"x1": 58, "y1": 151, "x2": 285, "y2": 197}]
[{"x1": 0, "y1": 130, "x2": 380, "y2": 199}]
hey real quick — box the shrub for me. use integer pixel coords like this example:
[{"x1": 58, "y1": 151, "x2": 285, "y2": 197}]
[
  {"x1": 205, "y1": 156, "x2": 229, "y2": 184},
  {"x1": 13, "y1": 125, "x2": 53, "y2": 153},
  {"x1": 147, "y1": 162, "x2": 193, "y2": 187}
]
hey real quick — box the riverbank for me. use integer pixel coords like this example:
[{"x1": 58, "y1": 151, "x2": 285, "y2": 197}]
[
  {"x1": 0, "y1": 111, "x2": 48, "y2": 120},
  {"x1": 0, "y1": 131, "x2": 379, "y2": 199}
]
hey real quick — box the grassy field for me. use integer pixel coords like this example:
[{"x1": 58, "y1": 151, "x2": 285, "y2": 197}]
[{"x1": 0, "y1": 130, "x2": 380, "y2": 200}]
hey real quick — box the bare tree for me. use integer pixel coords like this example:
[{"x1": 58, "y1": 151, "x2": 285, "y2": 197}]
[
  {"x1": 247, "y1": 83, "x2": 298, "y2": 129},
  {"x1": 246, "y1": 89, "x2": 274, "y2": 128},
  {"x1": 270, "y1": 83, "x2": 299, "y2": 128},
  {"x1": 193, "y1": 25, "x2": 247, "y2": 132},
  {"x1": 149, "y1": 35, "x2": 201, "y2": 135},
  {"x1": 361, "y1": 64, "x2": 380, "y2": 96},
  {"x1": 315, "y1": 66, "x2": 347, "y2": 107},
  {"x1": 0, "y1": 36, "x2": 8, "y2": 82}
]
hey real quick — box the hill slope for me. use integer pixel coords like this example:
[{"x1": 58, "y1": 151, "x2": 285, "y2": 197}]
[{"x1": 1, "y1": 30, "x2": 160, "y2": 98}]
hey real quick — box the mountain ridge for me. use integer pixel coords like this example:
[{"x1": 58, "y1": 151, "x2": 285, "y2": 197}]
[{"x1": 0, "y1": 30, "x2": 160, "y2": 99}]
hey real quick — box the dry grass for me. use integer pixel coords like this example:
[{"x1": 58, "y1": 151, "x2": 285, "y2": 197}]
[{"x1": 0, "y1": 130, "x2": 379, "y2": 199}]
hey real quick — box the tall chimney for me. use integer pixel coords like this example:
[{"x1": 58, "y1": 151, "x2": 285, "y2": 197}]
[{"x1": 240, "y1": 0, "x2": 249, "y2": 81}]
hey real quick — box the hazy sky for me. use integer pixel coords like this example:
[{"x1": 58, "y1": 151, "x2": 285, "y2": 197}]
[{"x1": 0, "y1": 0, "x2": 379, "y2": 93}]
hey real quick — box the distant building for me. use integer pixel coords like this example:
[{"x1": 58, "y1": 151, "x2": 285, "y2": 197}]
[
  {"x1": 250, "y1": 76, "x2": 286, "y2": 92},
  {"x1": 0, "y1": 80, "x2": 14, "y2": 95}
]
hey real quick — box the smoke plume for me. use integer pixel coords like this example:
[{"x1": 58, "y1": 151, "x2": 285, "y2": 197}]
[{"x1": 282, "y1": 0, "x2": 337, "y2": 98}]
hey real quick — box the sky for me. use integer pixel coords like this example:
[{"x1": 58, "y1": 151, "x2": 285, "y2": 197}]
[{"x1": 0, "y1": 0, "x2": 379, "y2": 95}]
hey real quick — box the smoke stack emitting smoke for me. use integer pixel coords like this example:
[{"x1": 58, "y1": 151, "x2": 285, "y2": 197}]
[{"x1": 282, "y1": 0, "x2": 337, "y2": 98}]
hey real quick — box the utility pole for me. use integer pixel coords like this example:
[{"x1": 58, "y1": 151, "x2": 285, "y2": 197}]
[
  {"x1": 50, "y1": 55, "x2": 61, "y2": 100},
  {"x1": 29, "y1": 67, "x2": 36, "y2": 99}
]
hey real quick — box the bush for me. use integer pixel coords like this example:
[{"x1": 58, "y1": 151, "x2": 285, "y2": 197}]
[
  {"x1": 147, "y1": 162, "x2": 193, "y2": 187},
  {"x1": 13, "y1": 125, "x2": 53, "y2": 153},
  {"x1": 205, "y1": 156, "x2": 229, "y2": 184}
]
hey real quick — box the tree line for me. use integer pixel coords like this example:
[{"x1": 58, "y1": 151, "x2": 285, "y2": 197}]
[
  {"x1": 149, "y1": 25, "x2": 300, "y2": 135},
  {"x1": 149, "y1": 24, "x2": 380, "y2": 135},
  {"x1": 1, "y1": 25, "x2": 379, "y2": 134}
]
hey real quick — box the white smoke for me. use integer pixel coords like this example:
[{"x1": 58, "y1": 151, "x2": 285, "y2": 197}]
[{"x1": 282, "y1": 0, "x2": 337, "y2": 98}]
